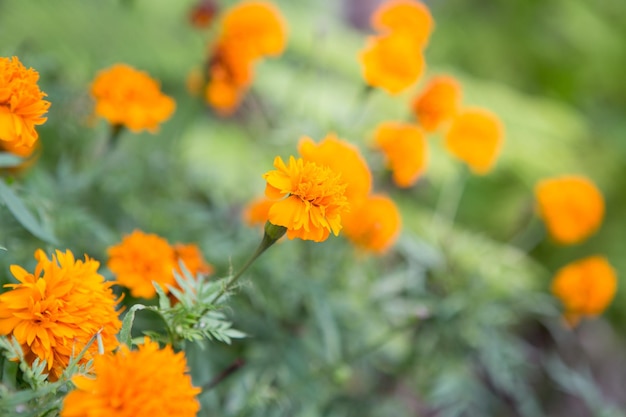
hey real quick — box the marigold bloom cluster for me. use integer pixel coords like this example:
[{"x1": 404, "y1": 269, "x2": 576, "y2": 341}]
[
  {"x1": 61, "y1": 338, "x2": 200, "y2": 417},
  {"x1": 91, "y1": 64, "x2": 175, "y2": 133},
  {"x1": 256, "y1": 134, "x2": 401, "y2": 251},
  {"x1": 107, "y1": 230, "x2": 212, "y2": 298},
  {"x1": 359, "y1": 0, "x2": 432, "y2": 94},
  {"x1": 551, "y1": 256, "x2": 617, "y2": 326},
  {"x1": 373, "y1": 121, "x2": 428, "y2": 188},
  {"x1": 0, "y1": 56, "x2": 50, "y2": 153},
  {"x1": 0, "y1": 250, "x2": 121, "y2": 381},
  {"x1": 534, "y1": 175, "x2": 604, "y2": 245},
  {"x1": 205, "y1": 1, "x2": 287, "y2": 114}
]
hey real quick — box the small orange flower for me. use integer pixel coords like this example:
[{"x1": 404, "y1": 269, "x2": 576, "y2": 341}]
[
  {"x1": 91, "y1": 64, "x2": 175, "y2": 133},
  {"x1": 173, "y1": 243, "x2": 213, "y2": 277},
  {"x1": 444, "y1": 108, "x2": 504, "y2": 174},
  {"x1": 221, "y1": 1, "x2": 287, "y2": 60},
  {"x1": 107, "y1": 230, "x2": 177, "y2": 299},
  {"x1": 551, "y1": 256, "x2": 617, "y2": 327},
  {"x1": 372, "y1": 0, "x2": 433, "y2": 47},
  {"x1": 373, "y1": 122, "x2": 428, "y2": 188},
  {"x1": 204, "y1": 1, "x2": 287, "y2": 115},
  {"x1": 342, "y1": 194, "x2": 402, "y2": 253},
  {"x1": 535, "y1": 176, "x2": 604, "y2": 245},
  {"x1": 359, "y1": 32, "x2": 425, "y2": 94},
  {"x1": 263, "y1": 156, "x2": 349, "y2": 242},
  {"x1": 0, "y1": 56, "x2": 50, "y2": 149},
  {"x1": 243, "y1": 196, "x2": 275, "y2": 226},
  {"x1": 0, "y1": 250, "x2": 121, "y2": 381},
  {"x1": 61, "y1": 338, "x2": 200, "y2": 417},
  {"x1": 298, "y1": 134, "x2": 372, "y2": 207},
  {"x1": 412, "y1": 75, "x2": 462, "y2": 132}
]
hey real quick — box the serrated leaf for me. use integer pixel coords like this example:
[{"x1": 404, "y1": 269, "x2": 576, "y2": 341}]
[
  {"x1": 0, "y1": 180, "x2": 57, "y2": 244},
  {"x1": 119, "y1": 304, "x2": 146, "y2": 347}
]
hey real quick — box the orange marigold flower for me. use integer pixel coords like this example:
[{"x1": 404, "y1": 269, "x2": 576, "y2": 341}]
[
  {"x1": 107, "y1": 230, "x2": 177, "y2": 299},
  {"x1": 373, "y1": 122, "x2": 428, "y2": 188},
  {"x1": 263, "y1": 156, "x2": 349, "y2": 242},
  {"x1": 61, "y1": 338, "x2": 200, "y2": 417},
  {"x1": 551, "y1": 256, "x2": 617, "y2": 327},
  {"x1": 372, "y1": 0, "x2": 433, "y2": 47},
  {"x1": 243, "y1": 196, "x2": 275, "y2": 226},
  {"x1": 412, "y1": 75, "x2": 462, "y2": 132},
  {"x1": 298, "y1": 134, "x2": 372, "y2": 207},
  {"x1": 0, "y1": 249, "x2": 121, "y2": 381},
  {"x1": 221, "y1": 1, "x2": 287, "y2": 60},
  {"x1": 359, "y1": 32, "x2": 425, "y2": 94},
  {"x1": 0, "y1": 56, "x2": 50, "y2": 149},
  {"x1": 342, "y1": 194, "x2": 402, "y2": 253},
  {"x1": 91, "y1": 64, "x2": 175, "y2": 133},
  {"x1": 535, "y1": 176, "x2": 604, "y2": 245},
  {"x1": 444, "y1": 107, "x2": 504, "y2": 174},
  {"x1": 173, "y1": 243, "x2": 214, "y2": 277}
]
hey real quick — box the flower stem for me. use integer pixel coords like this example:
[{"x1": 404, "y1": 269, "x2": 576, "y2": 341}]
[{"x1": 213, "y1": 222, "x2": 286, "y2": 303}]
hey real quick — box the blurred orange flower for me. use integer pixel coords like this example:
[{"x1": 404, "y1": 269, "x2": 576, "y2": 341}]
[
  {"x1": 343, "y1": 194, "x2": 401, "y2": 253},
  {"x1": 61, "y1": 338, "x2": 200, "y2": 417},
  {"x1": 107, "y1": 230, "x2": 177, "y2": 299},
  {"x1": 204, "y1": 1, "x2": 287, "y2": 115},
  {"x1": 359, "y1": 32, "x2": 425, "y2": 94},
  {"x1": 0, "y1": 249, "x2": 121, "y2": 381},
  {"x1": 372, "y1": 0, "x2": 433, "y2": 47},
  {"x1": 535, "y1": 176, "x2": 604, "y2": 245},
  {"x1": 373, "y1": 122, "x2": 428, "y2": 188},
  {"x1": 551, "y1": 256, "x2": 617, "y2": 327},
  {"x1": 0, "y1": 56, "x2": 50, "y2": 149},
  {"x1": 263, "y1": 156, "x2": 349, "y2": 242},
  {"x1": 243, "y1": 196, "x2": 274, "y2": 226},
  {"x1": 444, "y1": 108, "x2": 503, "y2": 174},
  {"x1": 91, "y1": 64, "x2": 175, "y2": 133},
  {"x1": 412, "y1": 75, "x2": 462, "y2": 132},
  {"x1": 221, "y1": 1, "x2": 287, "y2": 60},
  {"x1": 298, "y1": 134, "x2": 372, "y2": 207},
  {"x1": 173, "y1": 243, "x2": 213, "y2": 277}
]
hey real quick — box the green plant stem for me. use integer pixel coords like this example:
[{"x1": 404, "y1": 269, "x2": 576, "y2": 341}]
[{"x1": 212, "y1": 223, "x2": 286, "y2": 303}]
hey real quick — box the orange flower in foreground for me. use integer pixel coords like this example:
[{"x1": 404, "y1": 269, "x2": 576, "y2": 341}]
[
  {"x1": 298, "y1": 134, "x2": 372, "y2": 207},
  {"x1": 91, "y1": 64, "x2": 175, "y2": 133},
  {"x1": 107, "y1": 230, "x2": 177, "y2": 299},
  {"x1": 173, "y1": 243, "x2": 213, "y2": 277},
  {"x1": 445, "y1": 108, "x2": 503, "y2": 174},
  {"x1": 263, "y1": 156, "x2": 349, "y2": 242},
  {"x1": 551, "y1": 256, "x2": 617, "y2": 327},
  {"x1": 372, "y1": 0, "x2": 433, "y2": 47},
  {"x1": 535, "y1": 176, "x2": 604, "y2": 245},
  {"x1": 221, "y1": 1, "x2": 287, "y2": 59},
  {"x1": 61, "y1": 338, "x2": 200, "y2": 417},
  {"x1": 0, "y1": 56, "x2": 50, "y2": 149},
  {"x1": 374, "y1": 122, "x2": 428, "y2": 188},
  {"x1": 359, "y1": 32, "x2": 425, "y2": 94},
  {"x1": 0, "y1": 250, "x2": 121, "y2": 381},
  {"x1": 412, "y1": 75, "x2": 462, "y2": 132},
  {"x1": 343, "y1": 194, "x2": 402, "y2": 253}
]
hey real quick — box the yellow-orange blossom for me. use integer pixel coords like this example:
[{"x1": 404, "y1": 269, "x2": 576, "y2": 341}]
[{"x1": 263, "y1": 156, "x2": 349, "y2": 242}]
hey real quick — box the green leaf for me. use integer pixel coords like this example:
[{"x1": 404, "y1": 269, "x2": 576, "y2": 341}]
[
  {"x1": 0, "y1": 180, "x2": 57, "y2": 244},
  {"x1": 119, "y1": 304, "x2": 146, "y2": 347}
]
